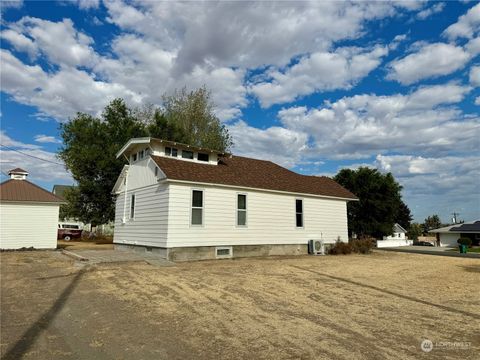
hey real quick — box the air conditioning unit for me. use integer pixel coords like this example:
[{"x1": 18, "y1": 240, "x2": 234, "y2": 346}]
[{"x1": 308, "y1": 239, "x2": 325, "y2": 255}]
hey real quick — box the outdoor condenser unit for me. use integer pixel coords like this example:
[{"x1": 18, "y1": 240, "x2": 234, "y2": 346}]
[{"x1": 308, "y1": 239, "x2": 325, "y2": 255}]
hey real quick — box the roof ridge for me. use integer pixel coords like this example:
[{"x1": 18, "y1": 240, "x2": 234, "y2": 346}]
[{"x1": 23, "y1": 180, "x2": 65, "y2": 202}]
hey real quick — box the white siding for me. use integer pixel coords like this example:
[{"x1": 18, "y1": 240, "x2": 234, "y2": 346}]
[
  {"x1": 113, "y1": 183, "x2": 169, "y2": 247},
  {"x1": 0, "y1": 202, "x2": 59, "y2": 249},
  {"x1": 167, "y1": 183, "x2": 349, "y2": 248},
  {"x1": 439, "y1": 233, "x2": 460, "y2": 247},
  {"x1": 126, "y1": 157, "x2": 164, "y2": 190}
]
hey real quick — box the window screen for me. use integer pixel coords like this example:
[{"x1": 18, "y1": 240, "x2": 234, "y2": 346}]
[{"x1": 191, "y1": 190, "x2": 203, "y2": 225}]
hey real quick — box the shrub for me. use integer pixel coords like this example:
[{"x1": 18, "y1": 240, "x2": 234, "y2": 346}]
[
  {"x1": 457, "y1": 237, "x2": 472, "y2": 247},
  {"x1": 329, "y1": 240, "x2": 353, "y2": 255},
  {"x1": 350, "y1": 238, "x2": 375, "y2": 254}
]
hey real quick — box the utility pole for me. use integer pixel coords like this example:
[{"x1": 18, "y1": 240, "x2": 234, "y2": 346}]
[{"x1": 451, "y1": 212, "x2": 460, "y2": 224}]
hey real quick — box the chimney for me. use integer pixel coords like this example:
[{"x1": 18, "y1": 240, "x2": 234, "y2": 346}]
[{"x1": 8, "y1": 168, "x2": 29, "y2": 180}]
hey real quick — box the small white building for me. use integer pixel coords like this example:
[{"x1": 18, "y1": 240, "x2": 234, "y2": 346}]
[
  {"x1": 0, "y1": 168, "x2": 64, "y2": 249},
  {"x1": 112, "y1": 138, "x2": 358, "y2": 261},
  {"x1": 430, "y1": 221, "x2": 480, "y2": 247},
  {"x1": 377, "y1": 223, "x2": 412, "y2": 248}
]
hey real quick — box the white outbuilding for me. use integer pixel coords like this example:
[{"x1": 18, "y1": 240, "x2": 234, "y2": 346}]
[{"x1": 0, "y1": 168, "x2": 64, "y2": 249}]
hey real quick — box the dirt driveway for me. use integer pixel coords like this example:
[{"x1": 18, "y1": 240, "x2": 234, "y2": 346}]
[{"x1": 1, "y1": 251, "x2": 479, "y2": 360}]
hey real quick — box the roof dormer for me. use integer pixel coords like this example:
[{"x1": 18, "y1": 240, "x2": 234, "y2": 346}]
[
  {"x1": 116, "y1": 138, "x2": 226, "y2": 166},
  {"x1": 8, "y1": 168, "x2": 28, "y2": 180}
]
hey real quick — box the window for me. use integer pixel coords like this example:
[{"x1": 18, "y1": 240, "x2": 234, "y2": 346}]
[
  {"x1": 296, "y1": 199, "x2": 303, "y2": 227},
  {"x1": 237, "y1": 194, "x2": 247, "y2": 226},
  {"x1": 191, "y1": 190, "x2": 203, "y2": 225},
  {"x1": 130, "y1": 194, "x2": 136, "y2": 219},
  {"x1": 216, "y1": 246, "x2": 233, "y2": 258},
  {"x1": 132, "y1": 153, "x2": 137, "y2": 162},
  {"x1": 182, "y1": 150, "x2": 194, "y2": 159},
  {"x1": 139, "y1": 149, "x2": 144, "y2": 159},
  {"x1": 165, "y1": 147, "x2": 178, "y2": 157},
  {"x1": 198, "y1": 152, "x2": 209, "y2": 162},
  {"x1": 154, "y1": 167, "x2": 159, "y2": 176}
]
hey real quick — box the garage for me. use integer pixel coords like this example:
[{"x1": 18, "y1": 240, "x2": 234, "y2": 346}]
[{"x1": 0, "y1": 168, "x2": 64, "y2": 249}]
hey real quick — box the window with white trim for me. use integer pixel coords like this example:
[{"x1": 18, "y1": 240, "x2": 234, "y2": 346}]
[
  {"x1": 296, "y1": 199, "x2": 303, "y2": 227},
  {"x1": 191, "y1": 190, "x2": 203, "y2": 225},
  {"x1": 165, "y1": 147, "x2": 178, "y2": 157},
  {"x1": 139, "y1": 149, "x2": 144, "y2": 159},
  {"x1": 130, "y1": 194, "x2": 136, "y2": 220},
  {"x1": 237, "y1": 194, "x2": 247, "y2": 226},
  {"x1": 131, "y1": 153, "x2": 137, "y2": 162},
  {"x1": 182, "y1": 150, "x2": 194, "y2": 159}
]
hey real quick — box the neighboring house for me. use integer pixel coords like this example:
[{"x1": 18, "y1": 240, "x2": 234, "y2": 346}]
[
  {"x1": 383, "y1": 223, "x2": 407, "y2": 240},
  {"x1": 377, "y1": 223, "x2": 412, "y2": 248},
  {"x1": 430, "y1": 221, "x2": 480, "y2": 247},
  {"x1": 52, "y1": 184, "x2": 114, "y2": 235},
  {"x1": 112, "y1": 137, "x2": 358, "y2": 261},
  {"x1": 0, "y1": 168, "x2": 64, "y2": 249}
]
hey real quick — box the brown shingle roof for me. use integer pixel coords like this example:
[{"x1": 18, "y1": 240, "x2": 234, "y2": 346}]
[
  {"x1": 151, "y1": 155, "x2": 357, "y2": 200},
  {"x1": 8, "y1": 168, "x2": 28, "y2": 174},
  {"x1": 0, "y1": 179, "x2": 65, "y2": 203}
]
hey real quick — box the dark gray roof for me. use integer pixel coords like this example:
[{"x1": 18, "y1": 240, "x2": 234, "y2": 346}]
[{"x1": 450, "y1": 221, "x2": 480, "y2": 233}]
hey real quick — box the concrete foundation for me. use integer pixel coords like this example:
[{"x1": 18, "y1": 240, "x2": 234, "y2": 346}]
[{"x1": 114, "y1": 243, "x2": 310, "y2": 261}]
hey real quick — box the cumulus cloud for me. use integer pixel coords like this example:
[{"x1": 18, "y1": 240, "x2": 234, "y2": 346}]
[
  {"x1": 228, "y1": 120, "x2": 308, "y2": 168},
  {"x1": 443, "y1": 2, "x2": 480, "y2": 39},
  {"x1": 416, "y1": 2, "x2": 446, "y2": 20},
  {"x1": 277, "y1": 83, "x2": 476, "y2": 159},
  {"x1": 387, "y1": 43, "x2": 472, "y2": 85},
  {"x1": 250, "y1": 45, "x2": 388, "y2": 107},
  {"x1": 469, "y1": 65, "x2": 480, "y2": 86}
]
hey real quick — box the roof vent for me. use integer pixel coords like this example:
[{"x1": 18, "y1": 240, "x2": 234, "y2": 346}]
[{"x1": 8, "y1": 168, "x2": 28, "y2": 180}]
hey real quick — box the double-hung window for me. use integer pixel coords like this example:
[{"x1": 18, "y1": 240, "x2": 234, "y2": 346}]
[
  {"x1": 237, "y1": 194, "x2": 247, "y2": 226},
  {"x1": 130, "y1": 194, "x2": 136, "y2": 220},
  {"x1": 191, "y1": 190, "x2": 203, "y2": 225},
  {"x1": 296, "y1": 199, "x2": 303, "y2": 228}
]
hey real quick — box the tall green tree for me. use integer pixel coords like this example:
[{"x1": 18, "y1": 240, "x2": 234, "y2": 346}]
[
  {"x1": 422, "y1": 215, "x2": 442, "y2": 234},
  {"x1": 334, "y1": 167, "x2": 406, "y2": 239},
  {"x1": 396, "y1": 201, "x2": 413, "y2": 231},
  {"x1": 408, "y1": 222, "x2": 423, "y2": 241},
  {"x1": 59, "y1": 89, "x2": 232, "y2": 225},
  {"x1": 162, "y1": 86, "x2": 233, "y2": 152}
]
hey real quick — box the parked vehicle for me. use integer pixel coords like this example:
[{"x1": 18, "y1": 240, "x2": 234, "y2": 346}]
[
  {"x1": 413, "y1": 241, "x2": 434, "y2": 247},
  {"x1": 57, "y1": 223, "x2": 83, "y2": 241}
]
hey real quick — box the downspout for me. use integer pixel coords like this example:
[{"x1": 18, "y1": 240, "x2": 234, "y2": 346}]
[{"x1": 122, "y1": 154, "x2": 129, "y2": 224}]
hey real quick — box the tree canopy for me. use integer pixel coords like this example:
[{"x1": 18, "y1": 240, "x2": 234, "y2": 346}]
[
  {"x1": 334, "y1": 167, "x2": 411, "y2": 239},
  {"x1": 422, "y1": 215, "x2": 442, "y2": 234},
  {"x1": 59, "y1": 89, "x2": 232, "y2": 225}
]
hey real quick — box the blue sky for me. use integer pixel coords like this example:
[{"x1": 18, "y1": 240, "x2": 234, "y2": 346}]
[{"x1": 1, "y1": 0, "x2": 479, "y2": 223}]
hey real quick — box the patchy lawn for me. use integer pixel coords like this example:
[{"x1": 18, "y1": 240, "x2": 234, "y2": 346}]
[{"x1": 1, "y1": 251, "x2": 479, "y2": 360}]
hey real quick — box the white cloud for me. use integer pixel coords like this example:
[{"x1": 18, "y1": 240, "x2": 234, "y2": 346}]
[
  {"x1": 374, "y1": 154, "x2": 480, "y2": 221},
  {"x1": 387, "y1": 43, "x2": 472, "y2": 85},
  {"x1": 416, "y1": 2, "x2": 445, "y2": 20},
  {"x1": 276, "y1": 83, "x2": 476, "y2": 159},
  {"x1": 251, "y1": 45, "x2": 388, "y2": 107},
  {"x1": 470, "y1": 65, "x2": 480, "y2": 86},
  {"x1": 475, "y1": 96, "x2": 480, "y2": 105},
  {"x1": 77, "y1": 0, "x2": 100, "y2": 10},
  {"x1": 443, "y1": 3, "x2": 480, "y2": 39},
  {"x1": 34, "y1": 135, "x2": 61, "y2": 144},
  {"x1": 228, "y1": 120, "x2": 308, "y2": 168},
  {"x1": 0, "y1": 131, "x2": 71, "y2": 183},
  {"x1": 0, "y1": 0, "x2": 23, "y2": 11}
]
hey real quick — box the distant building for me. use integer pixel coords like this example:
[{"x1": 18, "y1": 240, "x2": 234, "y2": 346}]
[
  {"x1": 430, "y1": 221, "x2": 480, "y2": 247},
  {"x1": 0, "y1": 168, "x2": 64, "y2": 249},
  {"x1": 383, "y1": 223, "x2": 407, "y2": 240}
]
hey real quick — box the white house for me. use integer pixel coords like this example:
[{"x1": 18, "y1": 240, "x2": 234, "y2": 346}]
[
  {"x1": 0, "y1": 168, "x2": 64, "y2": 249},
  {"x1": 377, "y1": 223, "x2": 412, "y2": 248},
  {"x1": 112, "y1": 138, "x2": 358, "y2": 261},
  {"x1": 430, "y1": 221, "x2": 480, "y2": 247}
]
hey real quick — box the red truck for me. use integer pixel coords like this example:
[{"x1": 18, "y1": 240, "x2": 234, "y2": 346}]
[{"x1": 57, "y1": 223, "x2": 83, "y2": 241}]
